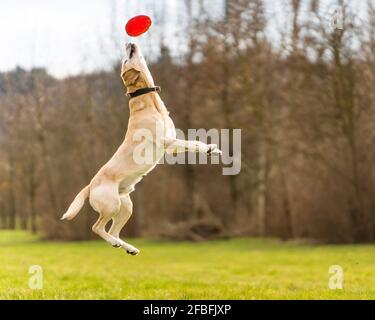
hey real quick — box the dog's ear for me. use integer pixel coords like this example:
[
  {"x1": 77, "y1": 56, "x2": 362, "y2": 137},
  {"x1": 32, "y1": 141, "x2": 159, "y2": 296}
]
[{"x1": 122, "y1": 69, "x2": 140, "y2": 87}]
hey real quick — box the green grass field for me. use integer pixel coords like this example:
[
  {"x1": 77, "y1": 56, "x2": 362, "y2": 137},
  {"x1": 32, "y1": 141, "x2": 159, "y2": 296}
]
[{"x1": 0, "y1": 230, "x2": 374, "y2": 299}]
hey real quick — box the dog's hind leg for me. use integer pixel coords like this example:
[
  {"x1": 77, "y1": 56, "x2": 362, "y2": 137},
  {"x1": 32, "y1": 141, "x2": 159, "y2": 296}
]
[
  {"x1": 108, "y1": 194, "x2": 132, "y2": 239},
  {"x1": 92, "y1": 215, "x2": 122, "y2": 247},
  {"x1": 109, "y1": 194, "x2": 140, "y2": 255},
  {"x1": 90, "y1": 183, "x2": 122, "y2": 247}
]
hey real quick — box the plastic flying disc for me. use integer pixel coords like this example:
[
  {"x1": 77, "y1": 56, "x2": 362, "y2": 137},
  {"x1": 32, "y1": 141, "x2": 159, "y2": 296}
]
[{"x1": 125, "y1": 15, "x2": 152, "y2": 37}]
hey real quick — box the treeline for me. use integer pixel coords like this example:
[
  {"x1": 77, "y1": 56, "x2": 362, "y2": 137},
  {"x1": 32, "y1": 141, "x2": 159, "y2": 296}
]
[{"x1": 1, "y1": 0, "x2": 375, "y2": 243}]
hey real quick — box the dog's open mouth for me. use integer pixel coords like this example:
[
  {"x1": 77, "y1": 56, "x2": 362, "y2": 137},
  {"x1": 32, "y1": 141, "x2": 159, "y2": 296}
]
[{"x1": 128, "y1": 43, "x2": 136, "y2": 59}]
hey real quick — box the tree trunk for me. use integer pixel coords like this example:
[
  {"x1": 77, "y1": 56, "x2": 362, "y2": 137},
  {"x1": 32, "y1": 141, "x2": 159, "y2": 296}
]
[
  {"x1": 183, "y1": 0, "x2": 199, "y2": 220},
  {"x1": 8, "y1": 157, "x2": 16, "y2": 230},
  {"x1": 281, "y1": 168, "x2": 293, "y2": 239},
  {"x1": 256, "y1": 141, "x2": 267, "y2": 236},
  {"x1": 30, "y1": 190, "x2": 37, "y2": 234}
]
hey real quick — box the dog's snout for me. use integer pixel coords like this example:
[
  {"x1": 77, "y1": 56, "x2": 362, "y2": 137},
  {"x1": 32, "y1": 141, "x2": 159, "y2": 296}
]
[
  {"x1": 126, "y1": 43, "x2": 137, "y2": 59},
  {"x1": 126, "y1": 43, "x2": 137, "y2": 51}
]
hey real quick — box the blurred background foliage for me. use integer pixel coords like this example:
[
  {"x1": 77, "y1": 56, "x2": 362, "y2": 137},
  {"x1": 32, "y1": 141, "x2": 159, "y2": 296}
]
[{"x1": 1, "y1": 0, "x2": 375, "y2": 243}]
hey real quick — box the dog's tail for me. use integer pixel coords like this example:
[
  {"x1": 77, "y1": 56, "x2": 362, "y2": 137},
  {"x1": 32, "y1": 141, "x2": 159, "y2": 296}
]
[{"x1": 61, "y1": 185, "x2": 90, "y2": 221}]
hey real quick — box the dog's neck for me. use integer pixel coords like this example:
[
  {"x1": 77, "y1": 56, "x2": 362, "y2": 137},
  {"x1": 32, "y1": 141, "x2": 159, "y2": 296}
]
[
  {"x1": 126, "y1": 80, "x2": 148, "y2": 95},
  {"x1": 128, "y1": 91, "x2": 169, "y2": 115},
  {"x1": 128, "y1": 86, "x2": 161, "y2": 99},
  {"x1": 123, "y1": 68, "x2": 169, "y2": 115}
]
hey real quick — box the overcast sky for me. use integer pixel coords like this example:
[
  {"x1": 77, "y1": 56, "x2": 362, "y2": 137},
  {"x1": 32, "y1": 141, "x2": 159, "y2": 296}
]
[
  {"x1": 0, "y1": 0, "x2": 368, "y2": 78},
  {"x1": 1, "y1": 0, "x2": 111, "y2": 76},
  {"x1": 0, "y1": 0, "x2": 179, "y2": 77}
]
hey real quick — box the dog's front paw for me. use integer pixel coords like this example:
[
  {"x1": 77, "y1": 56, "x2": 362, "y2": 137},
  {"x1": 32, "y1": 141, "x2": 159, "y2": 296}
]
[{"x1": 207, "y1": 144, "x2": 222, "y2": 156}]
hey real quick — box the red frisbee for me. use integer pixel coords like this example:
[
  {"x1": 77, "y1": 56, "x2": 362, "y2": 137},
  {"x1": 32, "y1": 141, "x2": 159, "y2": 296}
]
[{"x1": 125, "y1": 15, "x2": 152, "y2": 37}]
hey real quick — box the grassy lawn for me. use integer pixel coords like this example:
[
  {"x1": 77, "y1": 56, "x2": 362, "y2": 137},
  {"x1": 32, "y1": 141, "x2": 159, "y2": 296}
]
[{"x1": 0, "y1": 230, "x2": 374, "y2": 299}]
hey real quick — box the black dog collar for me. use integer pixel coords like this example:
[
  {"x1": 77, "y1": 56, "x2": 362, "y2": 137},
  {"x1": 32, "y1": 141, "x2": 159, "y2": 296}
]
[{"x1": 128, "y1": 86, "x2": 161, "y2": 99}]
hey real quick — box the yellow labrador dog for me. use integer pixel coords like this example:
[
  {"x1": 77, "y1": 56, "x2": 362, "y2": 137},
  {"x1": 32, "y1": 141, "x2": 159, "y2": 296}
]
[{"x1": 61, "y1": 43, "x2": 222, "y2": 255}]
